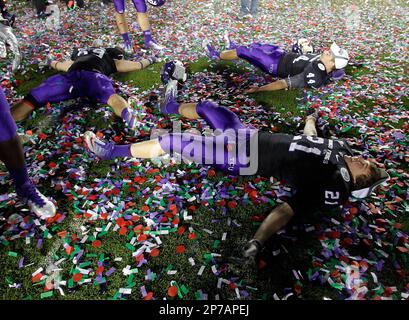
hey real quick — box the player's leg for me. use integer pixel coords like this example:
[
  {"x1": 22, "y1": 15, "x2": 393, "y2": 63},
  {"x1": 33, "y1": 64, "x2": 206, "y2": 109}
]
[
  {"x1": 49, "y1": 60, "x2": 73, "y2": 72},
  {"x1": 132, "y1": 0, "x2": 164, "y2": 49},
  {"x1": 84, "y1": 131, "x2": 165, "y2": 160},
  {"x1": 106, "y1": 92, "x2": 139, "y2": 130},
  {"x1": 11, "y1": 74, "x2": 76, "y2": 122},
  {"x1": 235, "y1": 43, "x2": 284, "y2": 75},
  {"x1": 78, "y1": 71, "x2": 134, "y2": 129},
  {"x1": 84, "y1": 128, "x2": 230, "y2": 170},
  {"x1": 220, "y1": 49, "x2": 239, "y2": 60},
  {"x1": 161, "y1": 82, "x2": 245, "y2": 132},
  {"x1": 0, "y1": 88, "x2": 56, "y2": 219},
  {"x1": 107, "y1": 94, "x2": 128, "y2": 117},
  {"x1": 113, "y1": 0, "x2": 133, "y2": 51}
]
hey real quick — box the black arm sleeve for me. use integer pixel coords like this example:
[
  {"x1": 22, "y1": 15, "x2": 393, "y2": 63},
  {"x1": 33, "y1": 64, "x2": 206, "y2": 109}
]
[
  {"x1": 285, "y1": 72, "x2": 306, "y2": 89},
  {"x1": 286, "y1": 191, "x2": 320, "y2": 216},
  {"x1": 285, "y1": 63, "x2": 328, "y2": 89},
  {"x1": 70, "y1": 48, "x2": 79, "y2": 60}
]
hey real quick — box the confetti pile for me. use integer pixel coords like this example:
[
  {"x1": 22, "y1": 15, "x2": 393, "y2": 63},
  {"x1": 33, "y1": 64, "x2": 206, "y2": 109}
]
[{"x1": 0, "y1": 0, "x2": 408, "y2": 300}]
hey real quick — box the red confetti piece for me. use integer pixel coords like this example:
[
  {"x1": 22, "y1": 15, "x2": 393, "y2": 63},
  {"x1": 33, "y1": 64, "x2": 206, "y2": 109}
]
[
  {"x1": 176, "y1": 245, "x2": 185, "y2": 254},
  {"x1": 72, "y1": 273, "x2": 83, "y2": 282},
  {"x1": 38, "y1": 133, "x2": 48, "y2": 140},
  {"x1": 150, "y1": 248, "x2": 160, "y2": 257},
  {"x1": 92, "y1": 240, "x2": 102, "y2": 248},
  {"x1": 144, "y1": 292, "x2": 153, "y2": 300},
  {"x1": 119, "y1": 227, "x2": 128, "y2": 236},
  {"x1": 228, "y1": 201, "x2": 236, "y2": 209},
  {"x1": 208, "y1": 169, "x2": 216, "y2": 177},
  {"x1": 116, "y1": 217, "x2": 125, "y2": 227},
  {"x1": 65, "y1": 246, "x2": 73, "y2": 255},
  {"x1": 177, "y1": 226, "x2": 186, "y2": 235},
  {"x1": 48, "y1": 162, "x2": 57, "y2": 169},
  {"x1": 167, "y1": 286, "x2": 178, "y2": 297},
  {"x1": 96, "y1": 266, "x2": 104, "y2": 275},
  {"x1": 32, "y1": 273, "x2": 43, "y2": 283}
]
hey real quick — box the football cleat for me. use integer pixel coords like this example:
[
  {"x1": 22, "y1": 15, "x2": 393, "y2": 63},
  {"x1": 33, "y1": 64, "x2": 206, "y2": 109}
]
[
  {"x1": 84, "y1": 131, "x2": 114, "y2": 160},
  {"x1": 16, "y1": 183, "x2": 56, "y2": 219}
]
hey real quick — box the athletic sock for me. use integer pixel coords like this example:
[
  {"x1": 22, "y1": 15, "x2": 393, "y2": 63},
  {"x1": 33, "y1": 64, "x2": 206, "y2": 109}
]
[
  {"x1": 162, "y1": 96, "x2": 180, "y2": 115},
  {"x1": 111, "y1": 144, "x2": 132, "y2": 158},
  {"x1": 121, "y1": 33, "x2": 131, "y2": 46},
  {"x1": 121, "y1": 108, "x2": 137, "y2": 129},
  {"x1": 143, "y1": 29, "x2": 153, "y2": 45},
  {"x1": 8, "y1": 167, "x2": 30, "y2": 188}
]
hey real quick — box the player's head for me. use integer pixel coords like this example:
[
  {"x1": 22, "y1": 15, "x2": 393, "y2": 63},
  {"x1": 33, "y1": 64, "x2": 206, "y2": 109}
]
[
  {"x1": 113, "y1": 46, "x2": 126, "y2": 57},
  {"x1": 292, "y1": 38, "x2": 314, "y2": 55},
  {"x1": 345, "y1": 156, "x2": 389, "y2": 198},
  {"x1": 147, "y1": 0, "x2": 166, "y2": 7},
  {"x1": 321, "y1": 43, "x2": 349, "y2": 71}
]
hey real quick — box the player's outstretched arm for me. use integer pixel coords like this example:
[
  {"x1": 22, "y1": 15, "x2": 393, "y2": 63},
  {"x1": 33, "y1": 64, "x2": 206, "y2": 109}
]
[
  {"x1": 253, "y1": 202, "x2": 295, "y2": 245},
  {"x1": 245, "y1": 79, "x2": 288, "y2": 93},
  {"x1": 303, "y1": 115, "x2": 318, "y2": 136},
  {"x1": 49, "y1": 60, "x2": 73, "y2": 72},
  {"x1": 115, "y1": 57, "x2": 156, "y2": 73}
]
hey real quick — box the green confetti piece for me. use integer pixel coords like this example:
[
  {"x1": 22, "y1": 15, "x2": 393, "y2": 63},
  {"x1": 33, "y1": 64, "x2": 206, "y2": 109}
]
[
  {"x1": 79, "y1": 261, "x2": 92, "y2": 268},
  {"x1": 180, "y1": 285, "x2": 189, "y2": 295},
  {"x1": 98, "y1": 231, "x2": 108, "y2": 237},
  {"x1": 204, "y1": 253, "x2": 212, "y2": 263},
  {"x1": 126, "y1": 243, "x2": 135, "y2": 251},
  {"x1": 330, "y1": 282, "x2": 344, "y2": 291},
  {"x1": 40, "y1": 291, "x2": 54, "y2": 299},
  {"x1": 7, "y1": 251, "x2": 18, "y2": 257},
  {"x1": 127, "y1": 274, "x2": 134, "y2": 285},
  {"x1": 127, "y1": 230, "x2": 135, "y2": 240}
]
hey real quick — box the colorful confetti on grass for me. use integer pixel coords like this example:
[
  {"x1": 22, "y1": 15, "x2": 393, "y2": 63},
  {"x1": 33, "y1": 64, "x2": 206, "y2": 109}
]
[{"x1": 0, "y1": 0, "x2": 408, "y2": 300}]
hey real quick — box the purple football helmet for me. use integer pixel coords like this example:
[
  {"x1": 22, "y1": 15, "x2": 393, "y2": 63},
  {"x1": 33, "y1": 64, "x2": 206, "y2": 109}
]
[
  {"x1": 161, "y1": 60, "x2": 187, "y2": 85},
  {"x1": 292, "y1": 38, "x2": 314, "y2": 55},
  {"x1": 147, "y1": 0, "x2": 166, "y2": 7}
]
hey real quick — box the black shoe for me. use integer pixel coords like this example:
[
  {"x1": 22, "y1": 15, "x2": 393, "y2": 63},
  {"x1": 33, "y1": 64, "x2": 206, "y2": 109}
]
[{"x1": 37, "y1": 11, "x2": 52, "y2": 20}]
